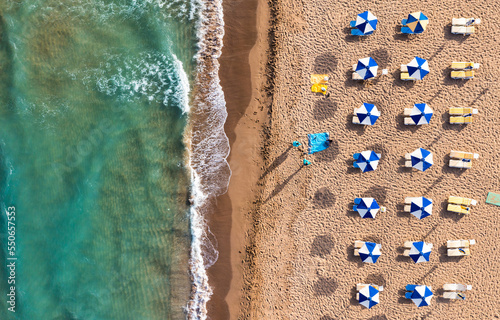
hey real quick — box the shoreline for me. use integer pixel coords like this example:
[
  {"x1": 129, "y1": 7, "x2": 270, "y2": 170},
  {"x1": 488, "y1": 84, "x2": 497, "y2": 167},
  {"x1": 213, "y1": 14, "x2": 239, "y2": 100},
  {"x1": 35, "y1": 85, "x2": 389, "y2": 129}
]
[{"x1": 206, "y1": 0, "x2": 270, "y2": 318}]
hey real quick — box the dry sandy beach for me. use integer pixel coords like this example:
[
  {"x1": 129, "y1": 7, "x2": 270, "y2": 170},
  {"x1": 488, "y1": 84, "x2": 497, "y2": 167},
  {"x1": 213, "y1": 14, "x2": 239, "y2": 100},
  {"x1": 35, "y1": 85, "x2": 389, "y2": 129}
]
[{"x1": 211, "y1": 0, "x2": 500, "y2": 319}]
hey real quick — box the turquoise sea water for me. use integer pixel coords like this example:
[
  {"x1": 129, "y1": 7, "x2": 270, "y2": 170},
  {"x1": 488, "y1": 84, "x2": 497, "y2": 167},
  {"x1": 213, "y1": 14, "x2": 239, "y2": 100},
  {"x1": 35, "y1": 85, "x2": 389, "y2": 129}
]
[{"x1": 0, "y1": 1, "x2": 204, "y2": 318}]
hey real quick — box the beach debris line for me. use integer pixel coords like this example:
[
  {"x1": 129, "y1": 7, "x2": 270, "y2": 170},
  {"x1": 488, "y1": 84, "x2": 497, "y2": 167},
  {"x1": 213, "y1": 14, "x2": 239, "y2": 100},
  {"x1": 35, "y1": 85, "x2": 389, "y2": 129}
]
[
  {"x1": 404, "y1": 196, "x2": 433, "y2": 220},
  {"x1": 401, "y1": 12, "x2": 429, "y2": 34},
  {"x1": 352, "y1": 57, "x2": 378, "y2": 80},
  {"x1": 352, "y1": 103, "x2": 380, "y2": 125},
  {"x1": 404, "y1": 103, "x2": 433, "y2": 125},
  {"x1": 353, "y1": 197, "x2": 386, "y2": 219},
  {"x1": 350, "y1": 11, "x2": 378, "y2": 36},
  {"x1": 405, "y1": 285, "x2": 433, "y2": 307},
  {"x1": 403, "y1": 241, "x2": 433, "y2": 263},
  {"x1": 356, "y1": 284, "x2": 382, "y2": 309},
  {"x1": 404, "y1": 148, "x2": 433, "y2": 172},
  {"x1": 353, "y1": 151, "x2": 381, "y2": 172},
  {"x1": 354, "y1": 241, "x2": 382, "y2": 263}
]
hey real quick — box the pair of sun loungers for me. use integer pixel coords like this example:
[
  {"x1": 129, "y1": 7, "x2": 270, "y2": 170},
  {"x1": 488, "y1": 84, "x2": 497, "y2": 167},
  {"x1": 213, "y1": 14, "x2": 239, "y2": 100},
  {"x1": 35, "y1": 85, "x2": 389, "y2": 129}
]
[
  {"x1": 449, "y1": 150, "x2": 479, "y2": 169},
  {"x1": 450, "y1": 61, "x2": 480, "y2": 79},
  {"x1": 447, "y1": 239, "x2": 476, "y2": 257},
  {"x1": 449, "y1": 107, "x2": 478, "y2": 124},
  {"x1": 451, "y1": 18, "x2": 480, "y2": 35},
  {"x1": 443, "y1": 283, "x2": 472, "y2": 300},
  {"x1": 400, "y1": 64, "x2": 417, "y2": 81},
  {"x1": 447, "y1": 196, "x2": 477, "y2": 215}
]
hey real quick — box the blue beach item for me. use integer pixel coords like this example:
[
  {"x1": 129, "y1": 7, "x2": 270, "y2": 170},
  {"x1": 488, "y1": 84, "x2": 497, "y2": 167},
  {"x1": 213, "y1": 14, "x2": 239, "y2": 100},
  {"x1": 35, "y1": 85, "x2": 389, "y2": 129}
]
[
  {"x1": 408, "y1": 197, "x2": 433, "y2": 220},
  {"x1": 307, "y1": 132, "x2": 330, "y2": 154},
  {"x1": 354, "y1": 57, "x2": 378, "y2": 80},
  {"x1": 358, "y1": 242, "x2": 382, "y2": 263},
  {"x1": 409, "y1": 103, "x2": 433, "y2": 125},
  {"x1": 408, "y1": 241, "x2": 432, "y2": 263},
  {"x1": 410, "y1": 285, "x2": 433, "y2": 307},
  {"x1": 354, "y1": 11, "x2": 378, "y2": 35},
  {"x1": 353, "y1": 198, "x2": 381, "y2": 219},
  {"x1": 407, "y1": 57, "x2": 430, "y2": 80},
  {"x1": 406, "y1": 12, "x2": 429, "y2": 34},
  {"x1": 358, "y1": 285, "x2": 380, "y2": 309},
  {"x1": 409, "y1": 148, "x2": 433, "y2": 171},
  {"x1": 355, "y1": 103, "x2": 380, "y2": 125},
  {"x1": 292, "y1": 141, "x2": 302, "y2": 147},
  {"x1": 353, "y1": 150, "x2": 381, "y2": 172}
]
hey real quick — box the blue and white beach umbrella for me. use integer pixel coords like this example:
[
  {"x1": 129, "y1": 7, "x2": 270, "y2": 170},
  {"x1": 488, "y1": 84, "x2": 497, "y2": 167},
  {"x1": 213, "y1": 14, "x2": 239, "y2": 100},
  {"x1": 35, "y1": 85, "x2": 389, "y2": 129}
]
[
  {"x1": 410, "y1": 285, "x2": 433, "y2": 307},
  {"x1": 354, "y1": 198, "x2": 381, "y2": 219},
  {"x1": 359, "y1": 242, "x2": 382, "y2": 263},
  {"x1": 406, "y1": 12, "x2": 429, "y2": 34},
  {"x1": 355, "y1": 103, "x2": 380, "y2": 125},
  {"x1": 355, "y1": 57, "x2": 378, "y2": 80},
  {"x1": 355, "y1": 11, "x2": 378, "y2": 35},
  {"x1": 407, "y1": 57, "x2": 430, "y2": 80},
  {"x1": 410, "y1": 103, "x2": 433, "y2": 125},
  {"x1": 409, "y1": 241, "x2": 432, "y2": 263},
  {"x1": 409, "y1": 197, "x2": 433, "y2": 220},
  {"x1": 359, "y1": 285, "x2": 380, "y2": 309},
  {"x1": 410, "y1": 148, "x2": 433, "y2": 172},
  {"x1": 355, "y1": 151, "x2": 381, "y2": 172}
]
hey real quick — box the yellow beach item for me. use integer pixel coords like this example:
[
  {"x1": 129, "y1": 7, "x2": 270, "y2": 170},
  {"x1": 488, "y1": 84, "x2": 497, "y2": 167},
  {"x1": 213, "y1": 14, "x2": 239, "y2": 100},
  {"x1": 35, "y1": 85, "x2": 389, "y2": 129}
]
[
  {"x1": 311, "y1": 83, "x2": 328, "y2": 95},
  {"x1": 310, "y1": 74, "x2": 329, "y2": 84}
]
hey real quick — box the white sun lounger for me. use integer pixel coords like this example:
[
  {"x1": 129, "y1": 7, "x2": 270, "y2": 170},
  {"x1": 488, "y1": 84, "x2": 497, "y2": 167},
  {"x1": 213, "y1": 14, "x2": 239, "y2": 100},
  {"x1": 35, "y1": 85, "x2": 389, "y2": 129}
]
[
  {"x1": 443, "y1": 283, "x2": 472, "y2": 291},
  {"x1": 447, "y1": 239, "x2": 476, "y2": 248},
  {"x1": 451, "y1": 26, "x2": 475, "y2": 35},
  {"x1": 449, "y1": 107, "x2": 478, "y2": 115},
  {"x1": 450, "y1": 150, "x2": 479, "y2": 160},
  {"x1": 352, "y1": 72, "x2": 364, "y2": 80},
  {"x1": 447, "y1": 248, "x2": 471, "y2": 256},
  {"x1": 449, "y1": 159, "x2": 473, "y2": 169},
  {"x1": 452, "y1": 18, "x2": 481, "y2": 26},
  {"x1": 448, "y1": 196, "x2": 477, "y2": 206},
  {"x1": 443, "y1": 291, "x2": 467, "y2": 300}
]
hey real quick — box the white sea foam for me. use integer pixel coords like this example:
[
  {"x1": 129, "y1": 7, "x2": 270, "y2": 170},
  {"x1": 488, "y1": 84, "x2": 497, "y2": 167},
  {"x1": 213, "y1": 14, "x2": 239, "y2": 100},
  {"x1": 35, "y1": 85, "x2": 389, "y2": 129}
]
[{"x1": 186, "y1": 0, "x2": 230, "y2": 318}]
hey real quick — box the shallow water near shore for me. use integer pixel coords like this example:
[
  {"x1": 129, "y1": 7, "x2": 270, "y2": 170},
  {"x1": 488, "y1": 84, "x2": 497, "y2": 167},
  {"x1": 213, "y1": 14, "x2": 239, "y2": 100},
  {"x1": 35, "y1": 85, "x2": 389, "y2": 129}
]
[{"x1": 0, "y1": 1, "x2": 203, "y2": 318}]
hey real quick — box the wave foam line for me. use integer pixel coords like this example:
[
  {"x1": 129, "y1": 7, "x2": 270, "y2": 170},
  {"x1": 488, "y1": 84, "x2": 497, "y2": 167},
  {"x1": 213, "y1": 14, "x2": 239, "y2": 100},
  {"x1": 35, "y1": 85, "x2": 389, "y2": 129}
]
[{"x1": 186, "y1": 0, "x2": 230, "y2": 319}]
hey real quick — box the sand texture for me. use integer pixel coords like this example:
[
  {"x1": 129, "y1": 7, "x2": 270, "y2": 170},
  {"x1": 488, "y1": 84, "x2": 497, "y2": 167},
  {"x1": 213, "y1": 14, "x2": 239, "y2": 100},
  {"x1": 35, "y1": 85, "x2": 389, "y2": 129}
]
[{"x1": 240, "y1": 0, "x2": 500, "y2": 319}]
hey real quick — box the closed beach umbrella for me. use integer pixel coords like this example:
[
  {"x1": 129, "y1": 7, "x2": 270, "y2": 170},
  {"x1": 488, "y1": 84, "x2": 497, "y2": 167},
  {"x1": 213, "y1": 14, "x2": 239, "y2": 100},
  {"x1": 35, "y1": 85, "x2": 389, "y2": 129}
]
[
  {"x1": 355, "y1": 57, "x2": 378, "y2": 80},
  {"x1": 358, "y1": 242, "x2": 382, "y2": 263},
  {"x1": 410, "y1": 285, "x2": 433, "y2": 307},
  {"x1": 355, "y1": 11, "x2": 378, "y2": 35},
  {"x1": 359, "y1": 285, "x2": 380, "y2": 309},
  {"x1": 409, "y1": 241, "x2": 432, "y2": 263},
  {"x1": 354, "y1": 198, "x2": 380, "y2": 219},
  {"x1": 410, "y1": 103, "x2": 433, "y2": 125},
  {"x1": 409, "y1": 148, "x2": 433, "y2": 171},
  {"x1": 406, "y1": 12, "x2": 429, "y2": 34},
  {"x1": 409, "y1": 196, "x2": 433, "y2": 220},
  {"x1": 355, "y1": 103, "x2": 380, "y2": 125},
  {"x1": 354, "y1": 150, "x2": 381, "y2": 172},
  {"x1": 407, "y1": 57, "x2": 430, "y2": 80}
]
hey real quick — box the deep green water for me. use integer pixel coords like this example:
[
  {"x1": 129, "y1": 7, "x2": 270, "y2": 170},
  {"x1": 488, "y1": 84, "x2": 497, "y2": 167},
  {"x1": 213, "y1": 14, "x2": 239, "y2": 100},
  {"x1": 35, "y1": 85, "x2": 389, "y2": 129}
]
[{"x1": 0, "y1": 1, "x2": 200, "y2": 318}]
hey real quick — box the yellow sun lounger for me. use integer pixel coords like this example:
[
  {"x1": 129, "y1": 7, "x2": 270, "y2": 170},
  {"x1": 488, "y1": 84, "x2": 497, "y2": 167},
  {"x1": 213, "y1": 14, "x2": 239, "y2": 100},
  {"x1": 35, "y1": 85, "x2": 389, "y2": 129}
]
[
  {"x1": 310, "y1": 74, "x2": 329, "y2": 84},
  {"x1": 448, "y1": 196, "x2": 477, "y2": 206},
  {"x1": 447, "y1": 203, "x2": 471, "y2": 214},
  {"x1": 450, "y1": 150, "x2": 479, "y2": 160},
  {"x1": 311, "y1": 83, "x2": 328, "y2": 94},
  {"x1": 447, "y1": 248, "x2": 470, "y2": 256},
  {"x1": 449, "y1": 107, "x2": 478, "y2": 115},
  {"x1": 401, "y1": 72, "x2": 417, "y2": 81},
  {"x1": 451, "y1": 70, "x2": 474, "y2": 79},
  {"x1": 447, "y1": 239, "x2": 476, "y2": 248},
  {"x1": 450, "y1": 116, "x2": 473, "y2": 124},
  {"x1": 450, "y1": 62, "x2": 480, "y2": 70},
  {"x1": 451, "y1": 26, "x2": 475, "y2": 35}
]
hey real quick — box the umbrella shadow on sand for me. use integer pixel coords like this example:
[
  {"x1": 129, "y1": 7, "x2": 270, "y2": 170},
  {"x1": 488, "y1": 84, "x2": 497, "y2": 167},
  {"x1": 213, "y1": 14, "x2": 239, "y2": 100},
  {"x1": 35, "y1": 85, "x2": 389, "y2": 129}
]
[
  {"x1": 312, "y1": 187, "x2": 336, "y2": 209},
  {"x1": 313, "y1": 53, "x2": 338, "y2": 74},
  {"x1": 310, "y1": 234, "x2": 334, "y2": 258},
  {"x1": 313, "y1": 98, "x2": 337, "y2": 121}
]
